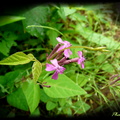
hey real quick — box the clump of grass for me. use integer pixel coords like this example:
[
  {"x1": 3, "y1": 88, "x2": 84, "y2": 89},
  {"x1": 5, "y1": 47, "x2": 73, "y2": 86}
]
[{"x1": 57, "y1": 3, "x2": 120, "y2": 115}]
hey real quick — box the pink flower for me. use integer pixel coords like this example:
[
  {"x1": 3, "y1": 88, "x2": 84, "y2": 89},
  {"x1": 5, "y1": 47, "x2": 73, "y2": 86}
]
[
  {"x1": 77, "y1": 51, "x2": 85, "y2": 68},
  {"x1": 45, "y1": 59, "x2": 66, "y2": 80},
  {"x1": 56, "y1": 37, "x2": 72, "y2": 58},
  {"x1": 60, "y1": 51, "x2": 85, "y2": 69}
]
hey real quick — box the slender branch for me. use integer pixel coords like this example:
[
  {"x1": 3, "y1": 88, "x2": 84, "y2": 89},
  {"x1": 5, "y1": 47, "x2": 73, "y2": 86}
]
[{"x1": 26, "y1": 25, "x2": 65, "y2": 37}]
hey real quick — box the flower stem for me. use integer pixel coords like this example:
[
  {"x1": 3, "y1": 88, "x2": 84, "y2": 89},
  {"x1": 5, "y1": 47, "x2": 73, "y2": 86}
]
[
  {"x1": 46, "y1": 46, "x2": 108, "y2": 62},
  {"x1": 27, "y1": 25, "x2": 65, "y2": 38}
]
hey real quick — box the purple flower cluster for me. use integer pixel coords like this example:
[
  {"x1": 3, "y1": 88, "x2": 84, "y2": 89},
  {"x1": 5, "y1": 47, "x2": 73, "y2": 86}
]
[{"x1": 45, "y1": 37, "x2": 85, "y2": 80}]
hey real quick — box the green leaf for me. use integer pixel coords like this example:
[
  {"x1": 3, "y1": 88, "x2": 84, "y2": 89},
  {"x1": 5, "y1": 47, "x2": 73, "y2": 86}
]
[
  {"x1": 0, "y1": 16, "x2": 25, "y2": 26},
  {"x1": 59, "y1": 98, "x2": 66, "y2": 107},
  {"x1": 0, "y1": 41, "x2": 11, "y2": 56},
  {"x1": 40, "y1": 88, "x2": 58, "y2": 103},
  {"x1": 95, "y1": 54, "x2": 106, "y2": 64},
  {"x1": 30, "y1": 108, "x2": 40, "y2": 117},
  {"x1": 47, "y1": 30, "x2": 59, "y2": 46},
  {"x1": 76, "y1": 74, "x2": 88, "y2": 87},
  {"x1": 57, "y1": 6, "x2": 66, "y2": 21},
  {"x1": 0, "y1": 39, "x2": 17, "y2": 56},
  {"x1": 0, "y1": 52, "x2": 32, "y2": 65},
  {"x1": 40, "y1": 89, "x2": 51, "y2": 103},
  {"x1": 57, "y1": 5, "x2": 76, "y2": 21},
  {"x1": 0, "y1": 31, "x2": 18, "y2": 56},
  {"x1": 2, "y1": 31, "x2": 18, "y2": 41},
  {"x1": 63, "y1": 6, "x2": 76, "y2": 16},
  {"x1": 7, "y1": 88, "x2": 29, "y2": 111},
  {"x1": 22, "y1": 6, "x2": 50, "y2": 38},
  {"x1": 27, "y1": 53, "x2": 35, "y2": 61},
  {"x1": 21, "y1": 80, "x2": 40, "y2": 113},
  {"x1": 70, "y1": 13, "x2": 88, "y2": 22},
  {"x1": 76, "y1": 24, "x2": 120, "y2": 50},
  {"x1": 43, "y1": 74, "x2": 87, "y2": 98},
  {"x1": 0, "y1": 76, "x2": 6, "y2": 86},
  {"x1": 0, "y1": 84, "x2": 9, "y2": 93},
  {"x1": 5, "y1": 70, "x2": 21, "y2": 87},
  {"x1": 101, "y1": 63, "x2": 115, "y2": 73},
  {"x1": 63, "y1": 107, "x2": 72, "y2": 115},
  {"x1": 83, "y1": 4, "x2": 107, "y2": 11},
  {"x1": 32, "y1": 60, "x2": 42, "y2": 82},
  {"x1": 72, "y1": 100, "x2": 90, "y2": 114},
  {"x1": 0, "y1": 70, "x2": 24, "y2": 93},
  {"x1": 46, "y1": 101, "x2": 57, "y2": 111}
]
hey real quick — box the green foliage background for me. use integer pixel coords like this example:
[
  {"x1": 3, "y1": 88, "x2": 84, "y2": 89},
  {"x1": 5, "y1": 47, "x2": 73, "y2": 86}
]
[{"x1": 0, "y1": 3, "x2": 120, "y2": 118}]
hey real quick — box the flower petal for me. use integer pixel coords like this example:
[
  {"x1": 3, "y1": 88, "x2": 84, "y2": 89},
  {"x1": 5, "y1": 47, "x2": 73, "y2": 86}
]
[
  {"x1": 77, "y1": 59, "x2": 82, "y2": 64},
  {"x1": 52, "y1": 71, "x2": 58, "y2": 80},
  {"x1": 64, "y1": 49, "x2": 72, "y2": 58},
  {"x1": 58, "y1": 66, "x2": 66, "y2": 74},
  {"x1": 64, "y1": 41, "x2": 72, "y2": 47},
  {"x1": 45, "y1": 63, "x2": 56, "y2": 71},
  {"x1": 78, "y1": 51, "x2": 82, "y2": 57},
  {"x1": 64, "y1": 50, "x2": 69, "y2": 58},
  {"x1": 50, "y1": 59, "x2": 59, "y2": 67},
  {"x1": 56, "y1": 37, "x2": 64, "y2": 44},
  {"x1": 68, "y1": 49, "x2": 72, "y2": 55},
  {"x1": 81, "y1": 63, "x2": 85, "y2": 69}
]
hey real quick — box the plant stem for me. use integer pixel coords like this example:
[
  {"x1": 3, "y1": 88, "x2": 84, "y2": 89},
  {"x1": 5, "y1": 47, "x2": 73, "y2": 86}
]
[{"x1": 26, "y1": 25, "x2": 65, "y2": 38}]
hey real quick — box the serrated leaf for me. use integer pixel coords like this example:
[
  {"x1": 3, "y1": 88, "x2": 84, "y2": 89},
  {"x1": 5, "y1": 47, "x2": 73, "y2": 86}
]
[
  {"x1": 0, "y1": 52, "x2": 31, "y2": 65},
  {"x1": 0, "y1": 16, "x2": 25, "y2": 26},
  {"x1": 32, "y1": 60, "x2": 42, "y2": 82},
  {"x1": 43, "y1": 74, "x2": 87, "y2": 98},
  {"x1": 7, "y1": 88, "x2": 29, "y2": 111},
  {"x1": 27, "y1": 53, "x2": 35, "y2": 61},
  {"x1": 21, "y1": 80, "x2": 40, "y2": 113}
]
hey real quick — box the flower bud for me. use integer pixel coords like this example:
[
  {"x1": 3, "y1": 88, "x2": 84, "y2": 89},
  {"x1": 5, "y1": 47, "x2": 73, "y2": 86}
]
[{"x1": 47, "y1": 43, "x2": 61, "y2": 60}]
